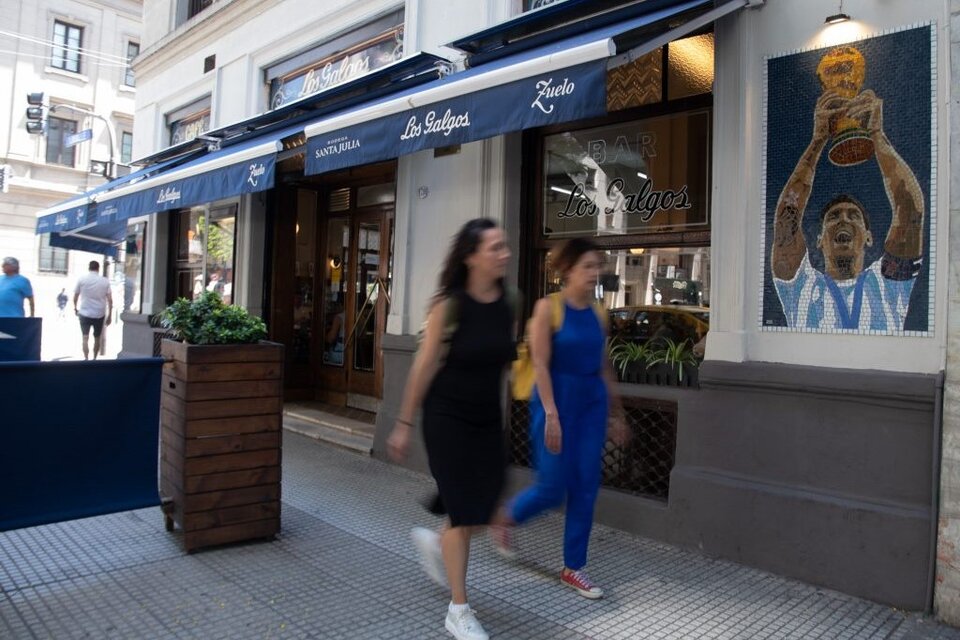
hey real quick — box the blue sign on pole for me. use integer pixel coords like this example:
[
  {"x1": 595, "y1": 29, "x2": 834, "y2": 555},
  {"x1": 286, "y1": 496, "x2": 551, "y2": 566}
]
[{"x1": 64, "y1": 128, "x2": 93, "y2": 148}]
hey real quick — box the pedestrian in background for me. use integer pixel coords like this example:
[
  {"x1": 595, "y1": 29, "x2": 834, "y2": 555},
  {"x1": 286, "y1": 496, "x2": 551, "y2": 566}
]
[
  {"x1": 0, "y1": 256, "x2": 35, "y2": 318},
  {"x1": 57, "y1": 288, "x2": 68, "y2": 319},
  {"x1": 73, "y1": 261, "x2": 112, "y2": 360},
  {"x1": 387, "y1": 218, "x2": 515, "y2": 640},
  {"x1": 493, "y1": 238, "x2": 627, "y2": 599}
]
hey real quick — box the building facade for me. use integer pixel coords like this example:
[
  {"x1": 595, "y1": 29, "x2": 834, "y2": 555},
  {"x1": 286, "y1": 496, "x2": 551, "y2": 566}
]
[
  {"x1": 64, "y1": 0, "x2": 960, "y2": 621},
  {"x1": 1, "y1": 0, "x2": 142, "y2": 321}
]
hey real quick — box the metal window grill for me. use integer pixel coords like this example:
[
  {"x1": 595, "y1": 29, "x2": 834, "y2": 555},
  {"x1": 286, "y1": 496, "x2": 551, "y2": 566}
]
[
  {"x1": 508, "y1": 396, "x2": 678, "y2": 501},
  {"x1": 152, "y1": 329, "x2": 176, "y2": 357}
]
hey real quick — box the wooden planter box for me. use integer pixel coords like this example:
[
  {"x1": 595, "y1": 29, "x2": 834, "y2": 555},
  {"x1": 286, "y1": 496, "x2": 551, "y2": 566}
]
[{"x1": 160, "y1": 339, "x2": 283, "y2": 552}]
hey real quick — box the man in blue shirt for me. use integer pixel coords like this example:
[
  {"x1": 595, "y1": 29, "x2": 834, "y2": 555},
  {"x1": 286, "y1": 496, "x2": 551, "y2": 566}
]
[
  {"x1": 0, "y1": 257, "x2": 35, "y2": 318},
  {"x1": 770, "y1": 90, "x2": 924, "y2": 331}
]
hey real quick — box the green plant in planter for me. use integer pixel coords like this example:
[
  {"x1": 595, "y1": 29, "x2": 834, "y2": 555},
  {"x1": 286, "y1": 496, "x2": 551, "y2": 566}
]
[
  {"x1": 609, "y1": 340, "x2": 655, "y2": 377},
  {"x1": 161, "y1": 291, "x2": 267, "y2": 345},
  {"x1": 647, "y1": 338, "x2": 700, "y2": 382}
]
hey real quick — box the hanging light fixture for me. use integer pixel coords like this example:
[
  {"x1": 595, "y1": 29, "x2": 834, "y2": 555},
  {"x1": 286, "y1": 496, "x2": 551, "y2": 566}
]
[{"x1": 825, "y1": 0, "x2": 851, "y2": 24}]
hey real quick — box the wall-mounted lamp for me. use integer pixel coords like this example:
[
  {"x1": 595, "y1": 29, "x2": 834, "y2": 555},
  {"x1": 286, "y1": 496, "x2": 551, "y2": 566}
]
[{"x1": 825, "y1": 1, "x2": 850, "y2": 24}]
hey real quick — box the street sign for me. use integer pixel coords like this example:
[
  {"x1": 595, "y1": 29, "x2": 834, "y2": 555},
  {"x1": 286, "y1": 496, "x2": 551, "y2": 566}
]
[{"x1": 64, "y1": 128, "x2": 93, "y2": 148}]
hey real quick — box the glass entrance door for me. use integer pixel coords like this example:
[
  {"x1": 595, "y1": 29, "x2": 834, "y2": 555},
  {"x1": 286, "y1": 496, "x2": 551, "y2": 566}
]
[{"x1": 318, "y1": 208, "x2": 392, "y2": 404}]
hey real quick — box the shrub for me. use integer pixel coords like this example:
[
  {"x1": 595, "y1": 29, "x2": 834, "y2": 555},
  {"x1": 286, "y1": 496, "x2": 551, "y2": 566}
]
[{"x1": 161, "y1": 291, "x2": 267, "y2": 345}]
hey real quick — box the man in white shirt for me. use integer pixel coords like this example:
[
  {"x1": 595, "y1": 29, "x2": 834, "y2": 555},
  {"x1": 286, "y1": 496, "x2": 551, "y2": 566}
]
[{"x1": 74, "y1": 261, "x2": 113, "y2": 360}]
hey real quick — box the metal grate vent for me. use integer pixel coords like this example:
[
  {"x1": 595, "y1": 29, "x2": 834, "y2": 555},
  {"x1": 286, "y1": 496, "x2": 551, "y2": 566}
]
[
  {"x1": 508, "y1": 396, "x2": 677, "y2": 501},
  {"x1": 328, "y1": 187, "x2": 351, "y2": 212}
]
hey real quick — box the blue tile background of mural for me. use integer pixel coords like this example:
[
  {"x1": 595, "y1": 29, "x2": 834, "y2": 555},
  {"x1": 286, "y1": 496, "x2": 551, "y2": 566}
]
[{"x1": 762, "y1": 25, "x2": 934, "y2": 334}]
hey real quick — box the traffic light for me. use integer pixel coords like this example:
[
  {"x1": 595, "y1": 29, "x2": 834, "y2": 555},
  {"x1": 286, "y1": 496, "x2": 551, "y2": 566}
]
[{"x1": 25, "y1": 93, "x2": 45, "y2": 134}]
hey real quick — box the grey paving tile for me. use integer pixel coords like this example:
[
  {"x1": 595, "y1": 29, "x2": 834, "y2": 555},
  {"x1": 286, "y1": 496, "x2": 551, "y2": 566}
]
[{"x1": 1, "y1": 431, "x2": 959, "y2": 639}]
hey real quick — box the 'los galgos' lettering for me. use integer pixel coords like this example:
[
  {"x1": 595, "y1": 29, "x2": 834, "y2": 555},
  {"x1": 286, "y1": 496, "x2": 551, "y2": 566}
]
[
  {"x1": 604, "y1": 178, "x2": 692, "y2": 221},
  {"x1": 401, "y1": 109, "x2": 471, "y2": 140}
]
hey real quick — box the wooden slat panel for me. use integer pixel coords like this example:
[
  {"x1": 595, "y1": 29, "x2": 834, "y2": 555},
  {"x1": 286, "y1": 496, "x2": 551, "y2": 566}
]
[
  {"x1": 162, "y1": 375, "x2": 282, "y2": 402},
  {"x1": 182, "y1": 502, "x2": 280, "y2": 532},
  {"x1": 161, "y1": 340, "x2": 283, "y2": 365},
  {"x1": 160, "y1": 458, "x2": 184, "y2": 488},
  {"x1": 182, "y1": 484, "x2": 280, "y2": 513},
  {"x1": 179, "y1": 396, "x2": 283, "y2": 421},
  {"x1": 183, "y1": 466, "x2": 280, "y2": 493},
  {"x1": 184, "y1": 432, "x2": 280, "y2": 458},
  {"x1": 183, "y1": 414, "x2": 281, "y2": 438},
  {"x1": 167, "y1": 360, "x2": 282, "y2": 383},
  {"x1": 161, "y1": 392, "x2": 186, "y2": 417},
  {"x1": 183, "y1": 517, "x2": 279, "y2": 552},
  {"x1": 184, "y1": 450, "x2": 280, "y2": 476},
  {"x1": 159, "y1": 473, "x2": 183, "y2": 503},
  {"x1": 161, "y1": 407, "x2": 185, "y2": 436},
  {"x1": 161, "y1": 427, "x2": 185, "y2": 460}
]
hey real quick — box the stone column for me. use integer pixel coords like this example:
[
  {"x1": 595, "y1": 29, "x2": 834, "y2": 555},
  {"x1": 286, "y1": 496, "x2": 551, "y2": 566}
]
[{"x1": 935, "y1": 1, "x2": 960, "y2": 624}]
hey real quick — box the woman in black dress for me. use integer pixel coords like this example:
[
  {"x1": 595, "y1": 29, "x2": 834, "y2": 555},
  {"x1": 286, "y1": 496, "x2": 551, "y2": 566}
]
[{"x1": 388, "y1": 218, "x2": 515, "y2": 640}]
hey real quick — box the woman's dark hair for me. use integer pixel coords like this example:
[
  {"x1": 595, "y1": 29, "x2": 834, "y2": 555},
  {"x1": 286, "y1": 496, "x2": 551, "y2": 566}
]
[
  {"x1": 435, "y1": 218, "x2": 501, "y2": 300},
  {"x1": 551, "y1": 237, "x2": 600, "y2": 280}
]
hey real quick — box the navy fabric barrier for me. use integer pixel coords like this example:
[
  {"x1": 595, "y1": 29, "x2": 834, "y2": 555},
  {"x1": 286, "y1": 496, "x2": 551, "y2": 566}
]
[
  {"x1": 0, "y1": 358, "x2": 163, "y2": 531},
  {"x1": 0, "y1": 317, "x2": 42, "y2": 361}
]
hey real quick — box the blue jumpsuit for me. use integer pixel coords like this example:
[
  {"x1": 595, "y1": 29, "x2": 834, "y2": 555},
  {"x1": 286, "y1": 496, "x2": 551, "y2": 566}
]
[{"x1": 509, "y1": 301, "x2": 608, "y2": 571}]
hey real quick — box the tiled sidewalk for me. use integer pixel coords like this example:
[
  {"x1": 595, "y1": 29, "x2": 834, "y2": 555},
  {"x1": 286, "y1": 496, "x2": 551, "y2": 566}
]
[{"x1": 2, "y1": 431, "x2": 959, "y2": 639}]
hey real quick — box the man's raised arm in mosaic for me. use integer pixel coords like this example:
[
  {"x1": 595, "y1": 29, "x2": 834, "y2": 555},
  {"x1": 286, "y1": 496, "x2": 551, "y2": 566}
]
[
  {"x1": 849, "y1": 90, "x2": 925, "y2": 265},
  {"x1": 771, "y1": 92, "x2": 846, "y2": 280}
]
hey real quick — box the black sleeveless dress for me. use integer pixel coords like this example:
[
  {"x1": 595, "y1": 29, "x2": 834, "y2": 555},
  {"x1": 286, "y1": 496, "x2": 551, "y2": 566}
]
[{"x1": 422, "y1": 290, "x2": 516, "y2": 527}]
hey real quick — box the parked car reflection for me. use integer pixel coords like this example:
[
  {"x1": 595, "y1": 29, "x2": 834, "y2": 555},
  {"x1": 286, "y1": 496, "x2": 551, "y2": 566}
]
[{"x1": 609, "y1": 305, "x2": 709, "y2": 346}]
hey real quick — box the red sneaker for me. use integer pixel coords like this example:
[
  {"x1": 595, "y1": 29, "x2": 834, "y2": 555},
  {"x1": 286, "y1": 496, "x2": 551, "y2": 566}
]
[
  {"x1": 560, "y1": 569, "x2": 604, "y2": 599},
  {"x1": 489, "y1": 524, "x2": 518, "y2": 560}
]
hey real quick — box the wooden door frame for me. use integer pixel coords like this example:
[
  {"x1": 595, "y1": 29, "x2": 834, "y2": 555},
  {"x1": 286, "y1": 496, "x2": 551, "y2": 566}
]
[{"x1": 315, "y1": 206, "x2": 393, "y2": 402}]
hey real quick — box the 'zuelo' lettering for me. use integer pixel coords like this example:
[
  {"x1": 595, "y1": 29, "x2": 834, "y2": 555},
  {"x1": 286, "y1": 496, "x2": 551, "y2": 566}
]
[{"x1": 532, "y1": 77, "x2": 576, "y2": 114}]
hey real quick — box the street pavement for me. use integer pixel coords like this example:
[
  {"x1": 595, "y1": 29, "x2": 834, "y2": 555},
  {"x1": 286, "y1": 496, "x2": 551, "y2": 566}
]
[
  {"x1": 2, "y1": 431, "x2": 960, "y2": 639},
  {"x1": 38, "y1": 311, "x2": 123, "y2": 362}
]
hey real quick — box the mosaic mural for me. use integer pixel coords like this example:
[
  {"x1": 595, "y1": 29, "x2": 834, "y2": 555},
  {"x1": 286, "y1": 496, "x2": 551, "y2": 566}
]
[{"x1": 760, "y1": 25, "x2": 936, "y2": 335}]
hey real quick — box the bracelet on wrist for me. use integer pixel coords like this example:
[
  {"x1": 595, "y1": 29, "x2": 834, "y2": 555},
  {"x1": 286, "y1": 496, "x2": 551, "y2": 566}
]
[{"x1": 397, "y1": 418, "x2": 413, "y2": 427}]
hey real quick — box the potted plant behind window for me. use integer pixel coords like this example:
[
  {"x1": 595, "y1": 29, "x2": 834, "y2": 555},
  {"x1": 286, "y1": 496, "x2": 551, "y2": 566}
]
[
  {"x1": 159, "y1": 291, "x2": 283, "y2": 552},
  {"x1": 645, "y1": 338, "x2": 701, "y2": 388},
  {"x1": 610, "y1": 337, "x2": 702, "y2": 388}
]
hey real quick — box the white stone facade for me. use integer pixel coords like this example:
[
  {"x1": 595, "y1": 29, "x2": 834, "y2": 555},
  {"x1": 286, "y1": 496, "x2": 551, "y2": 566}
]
[{"x1": 0, "y1": 0, "x2": 142, "y2": 322}]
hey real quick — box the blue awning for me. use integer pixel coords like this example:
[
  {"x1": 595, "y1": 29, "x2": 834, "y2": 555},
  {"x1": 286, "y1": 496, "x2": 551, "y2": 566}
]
[
  {"x1": 35, "y1": 155, "x2": 190, "y2": 235},
  {"x1": 449, "y1": 0, "x2": 704, "y2": 66},
  {"x1": 303, "y1": 0, "x2": 737, "y2": 176},
  {"x1": 91, "y1": 122, "x2": 303, "y2": 223},
  {"x1": 48, "y1": 221, "x2": 127, "y2": 258}
]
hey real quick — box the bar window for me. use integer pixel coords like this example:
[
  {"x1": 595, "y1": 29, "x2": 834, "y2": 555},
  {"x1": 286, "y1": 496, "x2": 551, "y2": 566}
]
[
  {"x1": 46, "y1": 116, "x2": 78, "y2": 167},
  {"x1": 541, "y1": 110, "x2": 711, "y2": 238},
  {"x1": 52, "y1": 21, "x2": 83, "y2": 74}
]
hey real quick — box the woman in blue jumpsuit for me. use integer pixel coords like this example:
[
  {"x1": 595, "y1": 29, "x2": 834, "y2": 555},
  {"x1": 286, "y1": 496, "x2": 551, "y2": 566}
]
[{"x1": 496, "y1": 238, "x2": 627, "y2": 599}]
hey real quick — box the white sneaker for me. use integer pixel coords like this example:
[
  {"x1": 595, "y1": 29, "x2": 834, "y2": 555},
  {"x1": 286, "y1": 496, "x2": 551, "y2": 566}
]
[
  {"x1": 445, "y1": 606, "x2": 489, "y2": 640},
  {"x1": 411, "y1": 527, "x2": 447, "y2": 587}
]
